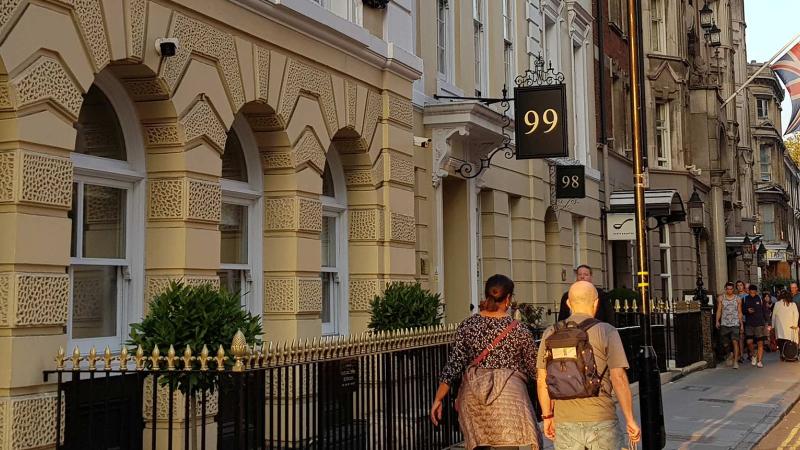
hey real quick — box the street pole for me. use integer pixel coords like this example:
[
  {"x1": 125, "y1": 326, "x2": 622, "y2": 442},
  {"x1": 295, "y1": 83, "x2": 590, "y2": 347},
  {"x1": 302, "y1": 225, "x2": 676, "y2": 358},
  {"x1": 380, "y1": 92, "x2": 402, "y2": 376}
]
[
  {"x1": 626, "y1": 0, "x2": 665, "y2": 448},
  {"x1": 693, "y1": 229, "x2": 706, "y2": 304}
]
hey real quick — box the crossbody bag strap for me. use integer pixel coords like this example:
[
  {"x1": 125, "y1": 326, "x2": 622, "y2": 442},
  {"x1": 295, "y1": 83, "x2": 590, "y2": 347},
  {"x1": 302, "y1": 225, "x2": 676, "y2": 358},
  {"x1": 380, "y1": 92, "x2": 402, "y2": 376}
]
[{"x1": 469, "y1": 320, "x2": 520, "y2": 368}]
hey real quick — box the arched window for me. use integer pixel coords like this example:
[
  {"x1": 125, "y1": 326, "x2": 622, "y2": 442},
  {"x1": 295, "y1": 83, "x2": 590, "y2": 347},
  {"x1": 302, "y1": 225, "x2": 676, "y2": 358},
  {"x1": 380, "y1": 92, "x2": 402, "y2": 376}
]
[
  {"x1": 69, "y1": 75, "x2": 146, "y2": 350},
  {"x1": 219, "y1": 116, "x2": 263, "y2": 316},
  {"x1": 320, "y1": 152, "x2": 348, "y2": 336}
]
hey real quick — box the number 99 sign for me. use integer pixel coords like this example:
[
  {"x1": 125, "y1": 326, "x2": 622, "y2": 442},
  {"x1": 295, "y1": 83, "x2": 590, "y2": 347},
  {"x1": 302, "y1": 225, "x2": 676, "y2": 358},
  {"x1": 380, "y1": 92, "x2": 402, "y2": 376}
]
[
  {"x1": 514, "y1": 84, "x2": 568, "y2": 159},
  {"x1": 523, "y1": 108, "x2": 558, "y2": 135}
]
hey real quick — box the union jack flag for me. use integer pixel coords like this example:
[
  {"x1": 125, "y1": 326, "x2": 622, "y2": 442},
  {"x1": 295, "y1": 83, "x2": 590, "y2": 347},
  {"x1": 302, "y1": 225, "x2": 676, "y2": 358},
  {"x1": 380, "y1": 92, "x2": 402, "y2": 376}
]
[{"x1": 773, "y1": 40, "x2": 800, "y2": 135}]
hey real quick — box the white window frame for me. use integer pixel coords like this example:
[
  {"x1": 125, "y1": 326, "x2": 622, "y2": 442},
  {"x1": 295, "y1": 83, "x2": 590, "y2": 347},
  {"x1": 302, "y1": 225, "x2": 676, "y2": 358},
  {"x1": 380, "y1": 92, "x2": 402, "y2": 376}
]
[
  {"x1": 659, "y1": 225, "x2": 673, "y2": 302},
  {"x1": 473, "y1": 0, "x2": 487, "y2": 96},
  {"x1": 571, "y1": 39, "x2": 590, "y2": 166},
  {"x1": 655, "y1": 102, "x2": 672, "y2": 169},
  {"x1": 650, "y1": 0, "x2": 665, "y2": 53},
  {"x1": 572, "y1": 216, "x2": 582, "y2": 266},
  {"x1": 757, "y1": 97, "x2": 769, "y2": 119},
  {"x1": 503, "y1": 0, "x2": 516, "y2": 92},
  {"x1": 221, "y1": 117, "x2": 264, "y2": 318},
  {"x1": 68, "y1": 72, "x2": 145, "y2": 352},
  {"x1": 321, "y1": 150, "x2": 348, "y2": 336},
  {"x1": 760, "y1": 144, "x2": 772, "y2": 182},
  {"x1": 311, "y1": 0, "x2": 363, "y2": 25},
  {"x1": 543, "y1": 15, "x2": 561, "y2": 72}
]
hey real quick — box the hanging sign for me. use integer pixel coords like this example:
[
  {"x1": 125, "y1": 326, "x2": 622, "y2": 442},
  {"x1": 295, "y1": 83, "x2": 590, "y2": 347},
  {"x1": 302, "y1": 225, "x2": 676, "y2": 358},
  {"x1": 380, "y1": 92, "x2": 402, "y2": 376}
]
[
  {"x1": 607, "y1": 213, "x2": 635, "y2": 241},
  {"x1": 555, "y1": 165, "x2": 585, "y2": 199},
  {"x1": 514, "y1": 84, "x2": 568, "y2": 159}
]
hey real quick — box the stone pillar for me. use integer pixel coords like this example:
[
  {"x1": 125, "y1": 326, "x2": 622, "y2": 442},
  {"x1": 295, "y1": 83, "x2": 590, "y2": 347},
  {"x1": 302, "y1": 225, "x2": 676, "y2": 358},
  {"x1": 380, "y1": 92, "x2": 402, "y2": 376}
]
[
  {"x1": 709, "y1": 178, "x2": 728, "y2": 296},
  {"x1": 701, "y1": 306, "x2": 716, "y2": 368}
]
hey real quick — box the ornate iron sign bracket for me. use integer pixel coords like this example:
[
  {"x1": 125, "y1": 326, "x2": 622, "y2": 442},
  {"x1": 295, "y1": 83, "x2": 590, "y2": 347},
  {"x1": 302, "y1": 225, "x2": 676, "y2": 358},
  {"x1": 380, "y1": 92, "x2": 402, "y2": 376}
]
[{"x1": 432, "y1": 54, "x2": 565, "y2": 179}]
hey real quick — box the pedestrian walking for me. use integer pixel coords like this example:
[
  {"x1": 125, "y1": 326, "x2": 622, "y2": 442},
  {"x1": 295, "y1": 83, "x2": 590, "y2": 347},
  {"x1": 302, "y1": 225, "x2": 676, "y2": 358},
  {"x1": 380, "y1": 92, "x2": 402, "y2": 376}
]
[
  {"x1": 743, "y1": 284, "x2": 771, "y2": 368},
  {"x1": 557, "y1": 265, "x2": 616, "y2": 326},
  {"x1": 537, "y1": 281, "x2": 640, "y2": 450},
  {"x1": 772, "y1": 290, "x2": 799, "y2": 361},
  {"x1": 736, "y1": 280, "x2": 749, "y2": 362},
  {"x1": 790, "y1": 282, "x2": 800, "y2": 326},
  {"x1": 716, "y1": 282, "x2": 743, "y2": 369},
  {"x1": 431, "y1": 274, "x2": 542, "y2": 450}
]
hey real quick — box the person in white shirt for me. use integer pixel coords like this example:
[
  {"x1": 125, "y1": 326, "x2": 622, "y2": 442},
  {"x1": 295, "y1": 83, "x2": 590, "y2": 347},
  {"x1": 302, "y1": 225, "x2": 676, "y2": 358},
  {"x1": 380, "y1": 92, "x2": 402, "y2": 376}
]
[{"x1": 772, "y1": 290, "x2": 799, "y2": 361}]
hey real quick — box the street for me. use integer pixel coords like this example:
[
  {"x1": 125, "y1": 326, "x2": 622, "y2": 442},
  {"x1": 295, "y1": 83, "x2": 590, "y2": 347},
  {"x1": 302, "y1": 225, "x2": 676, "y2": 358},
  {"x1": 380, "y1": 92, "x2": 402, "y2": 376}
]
[{"x1": 755, "y1": 381, "x2": 800, "y2": 449}]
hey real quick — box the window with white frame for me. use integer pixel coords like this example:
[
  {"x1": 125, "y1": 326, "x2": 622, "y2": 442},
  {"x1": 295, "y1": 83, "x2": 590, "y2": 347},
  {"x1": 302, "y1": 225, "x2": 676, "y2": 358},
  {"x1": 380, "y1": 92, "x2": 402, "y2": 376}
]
[
  {"x1": 659, "y1": 225, "x2": 674, "y2": 301},
  {"x1": 219, "y1": 118, "x2": 263, "y2": 316},
  {"x1": 572, "y1": 40, "x2": 589, "y2": 165},
  {"x1": 757, "y1": 98, "x2": 769, "y2": 119},
  {"x1": 310, "y1": 0, "x2": 362, "y2": 25},
  {"x1": 437, "y1": 0, "x2": 449, "y2": 78},
  {"x1": 473, "y1": 0, "x2": 486, "y2": 96},
  {"x1": 655, "y1": 102, "x2": 671, "y2": 168},
  {"x1": 761, "y1": 204, "x2": 776, "y2": 241},
  {"x1": 321, "y1": 157, "x2": 348, "y2": 336},
  {"x1": 69, "y1": 81, "x2": 144, "y2": 351},
  {"x1": 503, "y1": 0, "x2": 515, "y2": 90},
  {"x1": 760, "y1": 144, "x2": 772, "y2": 182},
  {"x1": 503, "y1": 0, "x2": 513, "y2": 42},
  {"x1": 544, "y1": 17, "x2": 560, "y2": 71},
  {"x1": 650, "y1": 0, "x2": 665, "y2": 53}
]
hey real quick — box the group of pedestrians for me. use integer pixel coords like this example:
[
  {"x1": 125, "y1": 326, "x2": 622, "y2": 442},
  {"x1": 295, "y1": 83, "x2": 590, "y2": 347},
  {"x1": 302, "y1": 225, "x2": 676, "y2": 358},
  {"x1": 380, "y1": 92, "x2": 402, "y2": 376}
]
[
  {"x1": 430, "y1": 267, "x2": 639, "y2": 450},
  {"x1": 716, "y1": 280, "x2": 800, "y2": 368}
]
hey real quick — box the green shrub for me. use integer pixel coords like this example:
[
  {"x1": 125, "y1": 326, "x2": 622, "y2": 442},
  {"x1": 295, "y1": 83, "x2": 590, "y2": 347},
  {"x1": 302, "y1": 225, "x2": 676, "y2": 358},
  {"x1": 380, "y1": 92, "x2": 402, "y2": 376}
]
[
  {"x1": 514, "y1": 303, "x2": 545, "y2": 328},
  {"x1": 128, "y1": 281, "x2": 262, "y2": 394},
  {"x1": 368, "y1": 282, "x2": 443, "y2": 331},
  {"x1": 606, "y1": 286, "x2": 639, "y2": 304}
]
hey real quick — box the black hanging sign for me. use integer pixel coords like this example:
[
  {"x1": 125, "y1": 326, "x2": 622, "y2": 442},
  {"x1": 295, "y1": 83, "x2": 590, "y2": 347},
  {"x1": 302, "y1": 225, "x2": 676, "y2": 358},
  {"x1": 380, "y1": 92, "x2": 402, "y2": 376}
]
[
  {"x1": 514, "y1": 85, "x2": 568, "y2": 159},
  {"x1": 555, "y1": 165, "x2": 585, "y2": 199}
]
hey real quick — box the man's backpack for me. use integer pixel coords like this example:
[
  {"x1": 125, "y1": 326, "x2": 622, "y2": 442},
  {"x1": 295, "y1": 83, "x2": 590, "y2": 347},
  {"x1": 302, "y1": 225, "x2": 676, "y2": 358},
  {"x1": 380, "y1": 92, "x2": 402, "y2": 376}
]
[{"x1": 544, "y1": 318, "x2": 607, "y2": 400}]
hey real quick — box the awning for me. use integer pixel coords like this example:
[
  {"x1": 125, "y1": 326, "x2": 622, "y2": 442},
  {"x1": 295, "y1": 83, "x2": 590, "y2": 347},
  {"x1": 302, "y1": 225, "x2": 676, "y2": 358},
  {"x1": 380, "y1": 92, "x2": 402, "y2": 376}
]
[
  {"x1": 765, "y1": 242, "x2": 790, "y2": 262},
  {"x1": 725, "y1": 234, "x2": 763, "y2": 247},
  {"x1": 608, "y1": 189, "x2": 686, "y2": 224}
]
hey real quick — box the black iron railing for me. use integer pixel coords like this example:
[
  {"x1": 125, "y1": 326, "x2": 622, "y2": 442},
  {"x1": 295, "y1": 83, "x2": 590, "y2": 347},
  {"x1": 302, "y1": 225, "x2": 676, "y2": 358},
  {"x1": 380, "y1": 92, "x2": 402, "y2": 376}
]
[{"x1": 44, "y1": 327, "x2": 463, "y2": 450}]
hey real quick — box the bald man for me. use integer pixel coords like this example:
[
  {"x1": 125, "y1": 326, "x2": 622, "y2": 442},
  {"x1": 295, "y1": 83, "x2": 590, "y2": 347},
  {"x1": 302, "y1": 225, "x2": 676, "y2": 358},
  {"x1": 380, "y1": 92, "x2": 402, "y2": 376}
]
[{"x1": 537, "y1": 281, "x2": 640, "y2": 449}]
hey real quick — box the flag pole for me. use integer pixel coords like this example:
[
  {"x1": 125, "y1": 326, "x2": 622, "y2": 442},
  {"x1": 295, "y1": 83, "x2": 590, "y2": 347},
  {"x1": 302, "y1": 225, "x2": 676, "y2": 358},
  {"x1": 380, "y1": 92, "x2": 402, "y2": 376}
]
[{"x1": 721, "y1": 31, "x2": 800, "y2": 108}]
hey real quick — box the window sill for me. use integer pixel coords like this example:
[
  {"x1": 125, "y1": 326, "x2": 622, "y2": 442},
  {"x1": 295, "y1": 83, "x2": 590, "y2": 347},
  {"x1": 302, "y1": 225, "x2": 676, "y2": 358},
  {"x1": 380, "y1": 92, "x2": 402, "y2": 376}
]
[{"x1": 436, "y1": 77, "x2": 463, "y2": 97}]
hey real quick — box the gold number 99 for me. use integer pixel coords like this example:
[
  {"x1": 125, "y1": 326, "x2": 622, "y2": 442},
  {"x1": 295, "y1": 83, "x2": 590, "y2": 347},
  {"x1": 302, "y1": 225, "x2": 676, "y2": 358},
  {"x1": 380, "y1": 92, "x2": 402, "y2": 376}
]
[{"x1": 524, "y1": 109, "x2": 559, "y2": 134}]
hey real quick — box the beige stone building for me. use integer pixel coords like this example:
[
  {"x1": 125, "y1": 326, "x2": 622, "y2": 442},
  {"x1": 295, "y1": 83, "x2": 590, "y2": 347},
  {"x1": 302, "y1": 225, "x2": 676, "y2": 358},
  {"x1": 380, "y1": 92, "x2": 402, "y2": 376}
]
[
  {"x1": 413, "y1": 0, "x2": 604, "y2": 323},
  {"x1": 0, "y1": 0, "x2": 426, "y2": 446}
]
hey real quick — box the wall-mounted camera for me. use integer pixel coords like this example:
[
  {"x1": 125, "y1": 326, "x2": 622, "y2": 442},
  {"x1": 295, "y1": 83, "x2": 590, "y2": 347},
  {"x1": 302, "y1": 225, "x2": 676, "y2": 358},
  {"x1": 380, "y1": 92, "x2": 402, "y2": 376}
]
[{"x1": 155, "y1": 38, "x2": 179, "y2": 57}]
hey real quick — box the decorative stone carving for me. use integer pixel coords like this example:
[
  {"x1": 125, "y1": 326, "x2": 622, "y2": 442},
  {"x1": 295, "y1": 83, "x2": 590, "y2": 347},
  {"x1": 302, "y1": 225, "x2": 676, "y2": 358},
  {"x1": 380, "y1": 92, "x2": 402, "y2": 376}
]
[
  {"x1": 0, "y1": 150, "x2": 14, "y2": 202},
  {"x1": 346, "y1": 80, "x2": 357, "y2": 129},
  {"x1": 349, "y1": 208, "x2": 383, "y2": 241},
  {"x1": 257, "y1": 46, "x2": 270, "y2": 101},
  {"x1": 0, "y1": 273, "x2": 9, "y2": 326},
  {"x1": 148, "y1": 179, "x2": 184, "y2": 220},
  {"x1": 6, "y1": 392, "x2": 61, "y2": 450},
  {"x1": 387, "y1": 94, "x2": 413, "y2": 128},
  {"x1": 349, "y1": 279, "x2": 380, "y2": 312},
  {"x1": 261, "y1": 151, "x2": 293, "y2": 170},
  {"x1": 14, "y1": 273, "x2": 70, "y2": 326},
  {"x1": 187, "y1": 179, "x2": 221, "y2": 223},
  {"x1": 123, "y1": 78, "x2": 169, "y2": 101},
  {"x1": 390, "y1": 213, "x2": 416, "y2": 243},
  {"x1": 0, "y1": 83, "x2": 12, "y2": 109},
  {"x1": 264, "y1": 278, "x2": 296, "y2": 313},
  {"x1": 144, "y1": 124, "x2": 182, "y2": 147},
  {"x1": 361, "y1": 89, "x2": 382, "y2": 149},
  {"x1": 278, "y1": 59, "x2": 338, "y2": 136},
  {"x1": 125, "y1": 0, "x2": 146, "y2": 60},
  {"x1": 0, "y1": 397, "x2": 6, "y2": 449},
  {"x1": 74, "y1": 0, "x2": 111, "y2": 69},
  {"x1": 181, "y1": 99, "x2": 228, "y2": 152},
  {"x1": 142, "y1": 376, "x2": 181, "y2": 421},
  {"x1": 297, "y1": 278, "x2": 322, "y2": 312},
  {"x1": 297, "y1": 197, "x2": 322, "y2": 232},
  {"x1": 291, "y1": 129, "x2": 326, "y2": 173},
  {"x1": 162, "y1": 14, "x2": 245, "y2": 108},
  {"x1": 330, "y1": 137, "x2": 367, "y2": 155},
  {"x1": 19, "y1": 152, "x2": 72, "y2": 208},
  {"x1": 0, "y1": 0, "x2": 22, "y2": 33},
  {"x1": 13, "y1": 56, "x2": 83, "y2": 119},
  {"x1": 264, "y1": 198, "x2": 295, "y2": 231},
  {"x1": 145, "y1": 275, "x2": 220, "y2": 305},
  {"x1": 389, "y1": 153, "x2": 414, "y2": 185},
  {"x1": 248, "y1": 114, "x2": 282, "y2": 132},
  {"x1": 345, "y1": 169, "x2": 374, "y2": 187}
]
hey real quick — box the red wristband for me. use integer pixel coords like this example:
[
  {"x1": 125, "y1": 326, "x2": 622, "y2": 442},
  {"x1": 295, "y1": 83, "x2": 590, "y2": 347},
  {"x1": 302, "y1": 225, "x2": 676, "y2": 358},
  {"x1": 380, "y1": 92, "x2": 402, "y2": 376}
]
[{"x1": 541, "y1": 413, "x2": 554, "y2": 420}]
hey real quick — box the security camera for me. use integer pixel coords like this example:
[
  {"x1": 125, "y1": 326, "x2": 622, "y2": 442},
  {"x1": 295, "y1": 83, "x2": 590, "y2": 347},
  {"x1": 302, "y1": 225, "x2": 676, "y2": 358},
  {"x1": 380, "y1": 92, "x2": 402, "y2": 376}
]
[{"x1": 155, "y1": 38, "x2": 179, "y2": 57}]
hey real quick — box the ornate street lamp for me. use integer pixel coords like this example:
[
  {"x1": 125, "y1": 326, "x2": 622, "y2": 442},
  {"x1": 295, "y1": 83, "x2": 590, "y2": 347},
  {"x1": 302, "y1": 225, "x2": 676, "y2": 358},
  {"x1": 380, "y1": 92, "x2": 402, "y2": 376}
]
[
  {"x1": 742, "y1": 234, "x2": 754, "y2": 282},
  {"x1": 687, "y1": 190, "x2": 707, "y2": 303},
  {"x1": 700, "y1": 3, "x2": 714, "y2": 30},
  {"x1": 708, "y1": 21, "x2": 722, "y2": 47}
]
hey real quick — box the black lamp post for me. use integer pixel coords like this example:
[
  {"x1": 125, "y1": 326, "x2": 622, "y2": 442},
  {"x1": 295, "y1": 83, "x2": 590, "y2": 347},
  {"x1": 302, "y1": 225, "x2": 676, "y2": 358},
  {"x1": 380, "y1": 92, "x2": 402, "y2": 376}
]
[
  {"x1": 742, "y1": 234, "x2": 754, "y2": 283},
  {"x1": 688, "y1": 190, "x2": 707, "y2": 304},
  {"x1": 700, "y1": 2, "x2": 714, "y2": 29},
  {"x1": 757, "y1": 243, "x2": 768, "y2": 281}
]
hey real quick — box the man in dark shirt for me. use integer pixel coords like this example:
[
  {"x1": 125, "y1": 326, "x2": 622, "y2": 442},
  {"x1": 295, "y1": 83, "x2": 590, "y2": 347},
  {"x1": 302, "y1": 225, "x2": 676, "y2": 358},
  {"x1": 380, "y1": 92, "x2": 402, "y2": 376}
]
[
  {"x1": 743, "y1": 284, "x2": 771, "y2": 368},
  {"x1": 557, "y1": 265, "x2": 616, "y2": 326}
]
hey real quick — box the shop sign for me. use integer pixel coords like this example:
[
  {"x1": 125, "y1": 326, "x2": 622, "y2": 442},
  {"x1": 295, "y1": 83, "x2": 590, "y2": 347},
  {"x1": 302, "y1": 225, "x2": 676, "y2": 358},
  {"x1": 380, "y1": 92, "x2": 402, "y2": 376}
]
[
  {"x1": 607, "y1": 213, "x2": 635, "y2": 241},
  {"x1": 514, "y1": 85, "x2": 568, "y2": 159}
]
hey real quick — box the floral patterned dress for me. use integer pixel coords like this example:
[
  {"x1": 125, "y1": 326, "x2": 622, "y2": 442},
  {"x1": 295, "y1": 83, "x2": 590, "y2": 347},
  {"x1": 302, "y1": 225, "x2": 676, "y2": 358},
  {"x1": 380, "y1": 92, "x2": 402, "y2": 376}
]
[{"x1": 439, "y1": 314, "x2": 538, "y2": 385}]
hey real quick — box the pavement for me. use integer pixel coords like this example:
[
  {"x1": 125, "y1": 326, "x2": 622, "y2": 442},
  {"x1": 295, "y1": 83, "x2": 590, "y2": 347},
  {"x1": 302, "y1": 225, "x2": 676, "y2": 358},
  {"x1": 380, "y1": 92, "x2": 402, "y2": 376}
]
[{"x1": 449, "y1": 352, "x2": 800, "y2": 450}]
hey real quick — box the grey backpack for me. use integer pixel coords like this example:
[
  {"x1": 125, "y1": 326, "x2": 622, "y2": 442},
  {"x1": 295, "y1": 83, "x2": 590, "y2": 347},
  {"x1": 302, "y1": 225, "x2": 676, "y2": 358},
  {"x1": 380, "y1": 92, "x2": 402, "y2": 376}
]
[{"x1": 544, "y1": 318, "x2": 607, "y2": 400}]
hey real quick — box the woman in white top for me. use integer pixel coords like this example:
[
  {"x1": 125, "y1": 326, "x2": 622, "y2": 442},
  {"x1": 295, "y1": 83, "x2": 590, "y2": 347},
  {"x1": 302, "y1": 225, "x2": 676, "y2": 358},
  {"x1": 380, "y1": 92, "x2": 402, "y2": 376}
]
[{"x1": 772, "y1": 290, "x2": 799, "y2": 361}]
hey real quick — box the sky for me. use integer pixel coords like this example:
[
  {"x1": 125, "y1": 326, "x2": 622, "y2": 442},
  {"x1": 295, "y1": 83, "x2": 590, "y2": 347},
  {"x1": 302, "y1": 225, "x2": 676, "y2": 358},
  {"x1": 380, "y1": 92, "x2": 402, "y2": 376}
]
[{"x1": 744, "y1": 0, "x2": 797, "y2": 134}]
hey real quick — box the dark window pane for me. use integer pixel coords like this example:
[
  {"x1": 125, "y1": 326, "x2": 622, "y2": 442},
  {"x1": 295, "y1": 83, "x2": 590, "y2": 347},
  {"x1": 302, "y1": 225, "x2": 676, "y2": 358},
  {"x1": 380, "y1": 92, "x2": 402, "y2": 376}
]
[
  {"x1": 75, "y1": 85, "x2": 126, "y2": 161},
  {"x1": 71, "y1": 265, "x2": 118, "y2": 339}
]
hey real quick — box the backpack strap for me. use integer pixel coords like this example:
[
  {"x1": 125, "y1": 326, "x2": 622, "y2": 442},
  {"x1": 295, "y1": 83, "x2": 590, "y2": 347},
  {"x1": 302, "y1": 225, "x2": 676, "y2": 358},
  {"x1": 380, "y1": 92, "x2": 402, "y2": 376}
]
[
  {"x1": 470, "y1": 320, "x2": 520, "y2": 367},
  {"x1": 577, "y1": 318, "x2": 601, "y2": 332}
]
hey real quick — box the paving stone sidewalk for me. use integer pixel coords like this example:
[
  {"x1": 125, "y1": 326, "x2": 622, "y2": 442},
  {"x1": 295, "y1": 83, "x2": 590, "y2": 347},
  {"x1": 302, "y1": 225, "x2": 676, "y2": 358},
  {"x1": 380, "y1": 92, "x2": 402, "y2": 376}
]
[{"x1": 450, "y1": 352, "x2": 800, "y2": 449}]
